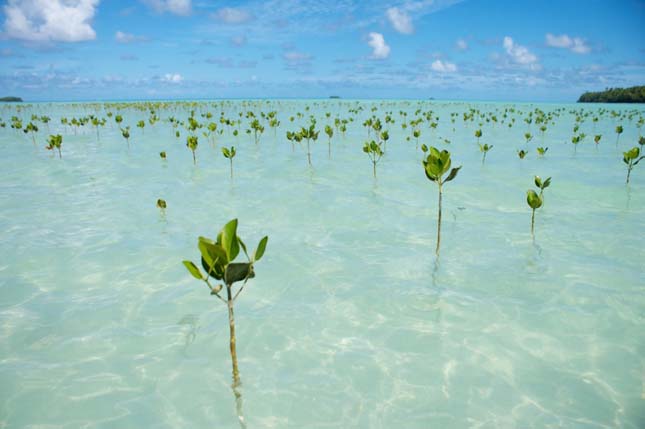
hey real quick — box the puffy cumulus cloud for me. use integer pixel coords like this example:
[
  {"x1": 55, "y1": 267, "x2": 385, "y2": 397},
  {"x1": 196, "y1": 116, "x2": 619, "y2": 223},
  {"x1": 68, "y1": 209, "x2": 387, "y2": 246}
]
[
  {"x1": 455, "y1": 38, "x2": 468, "y2": 51},
  {"x1": 431, "y1": 59, "x2": 457, "y2": 73},
  {"x1": 141, "y1": 0, "x2": 191, "y2": 16},
  {"x1": 213, "y1": 7, "x2": 254, "y2": 24},
  {"x1": 367, "y1": 32, "x2": 390, "y2": 60},
  {"x1": 115, "y1": 31, "x2": 147, "y2": 44},
  {"x1": 2, "y1": 0, "x2": 99, "y2": 43},
  {"x1": 162, "y1": 73, "x2": 183, "y2": 83},
  {"x1": 503, "y1": 36, "x2": 538, "y2": 67},
  {"x1": 545, "y1": 33, "x2": 591, "y2": 54},
  {"x1": 386, "y1": 7, "x2": 413, "y2": 34}
]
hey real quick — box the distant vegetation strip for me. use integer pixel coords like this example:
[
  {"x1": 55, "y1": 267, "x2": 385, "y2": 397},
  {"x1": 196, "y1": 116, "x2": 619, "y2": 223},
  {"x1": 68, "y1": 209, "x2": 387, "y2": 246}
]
[
  {"x1": 578, "y1": 86, "x2": 645, "y2": 103},
  {"x1": 0, "y1": 96, "x2": 23, "y2": 102}
]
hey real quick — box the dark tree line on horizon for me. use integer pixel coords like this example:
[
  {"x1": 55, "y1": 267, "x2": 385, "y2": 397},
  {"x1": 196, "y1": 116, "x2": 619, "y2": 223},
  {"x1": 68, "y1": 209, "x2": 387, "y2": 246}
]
[{"x1": 578, "y1": 86, "x2": 645, "y2": 103}]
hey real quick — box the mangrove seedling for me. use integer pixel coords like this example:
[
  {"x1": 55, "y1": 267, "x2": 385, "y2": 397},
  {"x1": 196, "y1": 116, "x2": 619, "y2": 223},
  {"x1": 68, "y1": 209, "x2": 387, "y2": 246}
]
[
  {"x1": 187, "y1": 135, "x2": 198, "y2": 165},
  {"x1": 524, "y1": 132, "x2": 533, "y2": 144},
  {"x1": 615, "y1": 125, "x2": 623, "y2": 146},
  {"x1": 537, "y1": 147, "x2": 548, "y2": 157},
  {"x1": 157, "y1": 198, "x2": 167, "y2": 212},
  {"x1": 594, "y1": 135, "x2": 602, "y2": 146},
  {"x1": 478, "y1": 143, "x2": 493, "y2": 164},
  {"x1": 421, "y1": 146, "x2": 461, "y2": 255},
  {"x1": 301, "y1": 124, "x2": 319, "y2": 167},
  {"x1": 182, "y1": 219, "x2": 268, "y2": 387},
  {"x1": 413, "y1": 129, "x2": 421, "y2": 149},
  {"x1": 45, "y1": 134, "x2": 63, "y2": 158},
  {"x1": 517, "y1": 149, "x2": 528, "y2": 159},
  {"x1": 121, "y1": 126, "x2": 131, "y2": 147},
  {"x1": 363, "y1": 140, "x2": 384, "y2": 178},
  {"x1": 475, "y1": 129, "x2": 482, "y2": 145},
  {"x1": 623, "y1": 147, "x2": 644, "y2": 184},
  {"x1": 24, "y1": 122, "x2": 38, "y2": 145},
  {"x1": 137, "y1": 120, "x2": 145, "y2": 134},
  {"x1": 160, "y1": 151, "x2": 167, "y2": 159},
  {"x1": 526, "y1": 189, "x2": 543, "y2": 235},
  {"x1": 325, "y1": 125, "x2": 333, "y2": 158},
  {"x1": 222, "y1": 146, "x2": 236, "y2": 179}
]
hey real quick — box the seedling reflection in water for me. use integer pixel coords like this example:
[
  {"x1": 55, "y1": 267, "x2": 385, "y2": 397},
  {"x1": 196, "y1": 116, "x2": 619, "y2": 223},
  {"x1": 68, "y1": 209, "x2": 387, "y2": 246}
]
[
  {"x1": 222, "y1": 146, "x2": 236, "y2": 179},
  {"x1": 182, "y1": 219, "x2": 268, "y2": 388},
  {"x1": 623, "y1": 147, "x2": 644, "y2": 184},
  {"x1": 421, "y1": 146, "x2": 461, "y2": 255}
]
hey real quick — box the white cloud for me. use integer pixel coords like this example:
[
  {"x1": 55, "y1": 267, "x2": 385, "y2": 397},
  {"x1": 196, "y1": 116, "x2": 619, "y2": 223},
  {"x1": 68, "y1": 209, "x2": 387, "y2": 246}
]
[
  {"x1": 162, "y1": 73, "x2": 183, "y2": 83},
  {"x1": 230, "y1": 35, "x2": 247, "y2": 47},
  {"x1": 115, "y1": 31, "x2": 147, "y2": 44},
  {"x1": 455, "y1": 38, "x2": 468, "y2": 51},
  {"x1": 503, "y1": 36, "x2": 538, "y2": 67},
  {"x1": 431, "y1": 59, "x2": 457, "y2": 73},
  {"x1": 214, "y1": 7, "x2": 254, "y2": 24},
  {"x1": 545, "y1": 33, "x2": 591, "y2": 54},
  {"x1": 283, "y1": 51, "x2": 312, "y2": 62},
  {"x1": 367, "y1": 32, "x2": 390, "y2": 59},
  {"x1": 386, "y1": 7, "x2": 413, "y2": 34},
  {"x1": 2, "y1": 0, "x2": 99, "y2": 43},
  {"x1": 141, "y1": 0, "x2": 191, "y2": 16}
]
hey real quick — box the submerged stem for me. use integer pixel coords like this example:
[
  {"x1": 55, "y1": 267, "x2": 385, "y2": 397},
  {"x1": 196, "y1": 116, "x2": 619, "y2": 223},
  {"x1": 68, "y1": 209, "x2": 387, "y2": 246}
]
[
  {"x1": 436, "y1": 182, "x2": 443, "y2": 255},
  {"x1": 531, "y1": 208, "x2": 535, "y2": 235},
  {"x1": 226, "y1": 284, "x2": 240, "y2": 387}
]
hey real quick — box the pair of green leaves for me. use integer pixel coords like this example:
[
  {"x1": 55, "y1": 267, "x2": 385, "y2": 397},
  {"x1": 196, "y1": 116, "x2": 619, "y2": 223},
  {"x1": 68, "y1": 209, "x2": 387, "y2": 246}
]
[
  {"x1": 222, "y1": 146, "x2": 236, "y2": 159},
  {"x1": 183, "y1": 219, "x2": 268, "y2": 287},
  {"x1": 479, "y1": 143, "x2": 493, "y2": 152},
  {"x1": 534, "y1": 176, "x2": 551, "y2": 190},
  {"x1": 46, "y1": 134, "x2": 62, "y2": 149},
  {"x1": 421, "y1": 146, "x2": 461, "y2": 184}
]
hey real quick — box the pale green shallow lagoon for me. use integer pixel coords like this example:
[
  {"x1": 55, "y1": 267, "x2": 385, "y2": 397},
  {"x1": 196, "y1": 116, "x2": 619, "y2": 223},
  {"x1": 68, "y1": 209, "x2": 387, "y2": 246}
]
[{"x1": 0, "y1": 100, "x2": 644, "y2": 428}]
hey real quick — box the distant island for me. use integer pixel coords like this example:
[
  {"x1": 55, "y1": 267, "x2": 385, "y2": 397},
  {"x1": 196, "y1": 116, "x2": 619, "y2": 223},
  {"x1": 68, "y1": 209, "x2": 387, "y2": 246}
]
[
  {"x1": 577, "y1": 86, "x2": 645, "y2": 103},
  {"x1": 0, "y1": 96, "x2": 23, "y2": 102},
  {"x1": 329, "y1": 95, "x2": 340, "y2": 99}
]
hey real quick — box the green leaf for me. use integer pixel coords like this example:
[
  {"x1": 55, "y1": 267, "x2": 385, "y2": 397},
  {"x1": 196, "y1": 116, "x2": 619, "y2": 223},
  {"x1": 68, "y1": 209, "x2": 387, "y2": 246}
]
[
  {"x1": 444, "y1": 166, "x2": 461, "y2": 183},
  {"x1": 183, "y1": 260, "x2": 204, "y2": 280},
  {"x1": 526, "y1": 190, "x2": 543, "y2": 209},
  {"x1": 220, "y1": 219, "x2": 240, "y2": 262},
  {"x1": 253, "y1": 236, "x2": 268, "y2": 261},
  {"x1": 225, "y1": 262, "x2": 255, "y2": 285}
]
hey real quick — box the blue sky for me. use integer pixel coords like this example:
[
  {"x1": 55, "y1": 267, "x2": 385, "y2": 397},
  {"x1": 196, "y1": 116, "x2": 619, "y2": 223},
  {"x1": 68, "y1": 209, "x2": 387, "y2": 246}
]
[{"x1": 0, "y1": 0, "x2": 644, "y2": 102}]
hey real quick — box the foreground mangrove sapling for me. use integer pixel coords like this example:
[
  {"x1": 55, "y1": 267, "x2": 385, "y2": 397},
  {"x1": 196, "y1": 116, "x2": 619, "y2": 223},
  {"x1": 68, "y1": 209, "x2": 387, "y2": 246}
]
[
  {"x1": 421, "y1": 146, "x2": 461, "y2": 255},
  {"x1": 623, "y1": 147, "x2": 644, "y2": 184},
  {"x1": 182, "y1": 219, "x2": 268, "y2": 386},
  {"x1": 478, "y1": 143, "x2": 493, "y2": 164}
]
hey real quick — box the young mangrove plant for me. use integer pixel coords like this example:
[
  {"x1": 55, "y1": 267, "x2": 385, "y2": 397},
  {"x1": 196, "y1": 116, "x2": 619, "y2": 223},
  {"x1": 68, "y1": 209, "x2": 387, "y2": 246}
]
[
  {"x1": 478, "y1": 143, "x2": 493, "y2": 164},
  {"x1": 537, "y1": 147, "x2": 548, "y2": 157},
  {"x1": 421, "y1": 146, "x2": 461, "y2": 255},
  {"x1": 623, "y1": 146, "x2": 644, "y2": 184},
  {"x1": 156, "y1": 198, "x2": 167, "y2": 213},
  {"x1": 526, "y1": 190, "x2": 543, "y2": 236},
  {"x1": 121, "y1": 126, "x2": 131, "y2": 147},
  {"x1": 160, "y1": 151, "x2": 167, "y2": 159},
  {"x1": 301, "y1": 123, "x2": 319, "y2": 167},
  {"x1": 45, "y1": 134, "x2": 63, "y2": 158},
  {"x1": 222, "y1": 146, "x2": 236, "y2": 179},
  {"x1": 182, "y1": 219, "x2": 268, "y2": 387},
  {"x1": 615, "y1": 125, "x2": 623, "y2": 146},
  {"x1": 475, "y1": 129, "x2": 482, "y2": 145},
  {"x1": 24, "y1": 122, "x2": 38, "y2": 145},
  {"x1": 363, "y1": 140, "x2": 384, "y2": 178},
  {"x1": 517, "y1": 149, "x2": 528, "y2": 159},
  {"x1": 186, "y1": 135, "x2": 199, "y2": 165},
  {"x1": 325, "y1": 125, "x2": 333, "y2": 158}
]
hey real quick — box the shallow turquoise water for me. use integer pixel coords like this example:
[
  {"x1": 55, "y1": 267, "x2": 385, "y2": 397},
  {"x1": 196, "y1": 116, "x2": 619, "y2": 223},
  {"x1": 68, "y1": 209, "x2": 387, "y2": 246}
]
[{"x1": 1, "y1": 100, "x2": 644, "y2": 428}]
